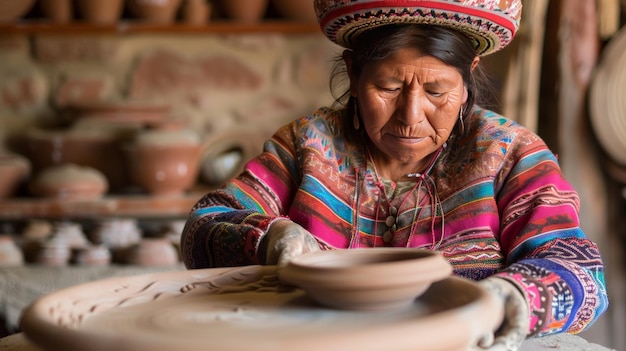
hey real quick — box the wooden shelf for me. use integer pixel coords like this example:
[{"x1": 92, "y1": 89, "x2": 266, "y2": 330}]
[
  {"x1": 0, "y1": 20, "x2": 321, "y2": 35},
  {"x1": 0, "y1": 193, "x2": 203, "y2": 220}
]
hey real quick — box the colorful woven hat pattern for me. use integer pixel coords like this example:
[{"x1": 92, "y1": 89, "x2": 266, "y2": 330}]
[{"x1": 314, "y1": 0, "x2": 523, "y2": 56}]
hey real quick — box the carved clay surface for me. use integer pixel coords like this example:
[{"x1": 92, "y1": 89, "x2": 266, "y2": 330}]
[{"x1": 20, "y1": 265, "x2": 502, "y2": 351}]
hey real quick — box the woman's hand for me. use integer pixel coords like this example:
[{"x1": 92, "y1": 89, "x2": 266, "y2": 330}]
[
  {"x1": 261, "y1": 220, "x2": 320, "y2": 266},
  {"x1": 472, "y1": 277, "x2": 530, "y2": 351}
]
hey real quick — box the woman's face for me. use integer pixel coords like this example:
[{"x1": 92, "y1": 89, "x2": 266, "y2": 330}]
[{"x1": 348, "y1": 47, "x2": 468, "y2": 169}]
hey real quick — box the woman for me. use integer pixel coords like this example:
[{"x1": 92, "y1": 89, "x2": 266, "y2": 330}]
[{"x1": 182, "y1": 0, "x2": 608, "y2": 349}]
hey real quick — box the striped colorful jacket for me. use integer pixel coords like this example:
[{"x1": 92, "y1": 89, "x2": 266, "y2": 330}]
[{"x1": 181, "y1": 106, "x2": 608, "y2": 336}]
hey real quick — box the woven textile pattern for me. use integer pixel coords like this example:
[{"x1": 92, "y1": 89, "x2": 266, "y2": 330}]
[{"x1": 182, "y1": 107, "x2": 608, "y2": 336}]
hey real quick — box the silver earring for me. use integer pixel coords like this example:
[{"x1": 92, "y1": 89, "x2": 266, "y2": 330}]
[
  {"x1": 353, "y1": 99, "x2": 360, "y2": 130},
  {"x1": 458, "y1": 105, "x2": 465, "y2": 134}
]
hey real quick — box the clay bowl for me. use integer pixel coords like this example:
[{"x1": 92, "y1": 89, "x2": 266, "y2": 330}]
[{"x1": 279, "y1": 248, "x2": 452, "y2": 311}]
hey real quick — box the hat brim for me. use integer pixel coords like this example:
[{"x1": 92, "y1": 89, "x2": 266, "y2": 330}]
[{"x1": 318, "y1": 1, "x2": 519, "y2": 56}]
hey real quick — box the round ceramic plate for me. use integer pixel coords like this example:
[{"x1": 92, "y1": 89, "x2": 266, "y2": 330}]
[{"x1": 20, "y1": 265, "x2": 502, "y2": 351}]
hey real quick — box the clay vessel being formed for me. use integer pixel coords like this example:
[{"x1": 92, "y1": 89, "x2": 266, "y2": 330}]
[{"x1": 279, "y1": 248, "x2": 452, "y2": 311}]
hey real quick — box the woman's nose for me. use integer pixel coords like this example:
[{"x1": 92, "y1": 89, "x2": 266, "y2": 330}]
[{"x1": 396, "y1": 92, "x2": 425, "y2": 125}]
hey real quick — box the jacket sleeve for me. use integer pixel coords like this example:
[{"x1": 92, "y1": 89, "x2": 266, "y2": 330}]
[
  {"x1": 180, "y1": 121, "x2": 301, "y2": 268},
  {"x1": 493, "y1": 128, "x2": 609, "y2": 337}
]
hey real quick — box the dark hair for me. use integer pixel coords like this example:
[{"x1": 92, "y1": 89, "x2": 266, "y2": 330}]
[{"x1": 329, "y1": 24, "x2": 492, "y2": 138}]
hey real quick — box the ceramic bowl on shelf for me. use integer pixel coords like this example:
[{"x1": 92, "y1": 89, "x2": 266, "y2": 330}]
[{"x1": 279, "y1": 248, "x2": 452, "y2": 311}]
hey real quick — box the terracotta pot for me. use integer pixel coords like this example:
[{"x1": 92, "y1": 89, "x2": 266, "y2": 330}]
[
  {"x1": 180, "y1": 0, "x2": 211, "y2": 25},
  {"x1": 24, "y1": 126, "x2": 131, "y2": 190},
  {"x1": 126, "y1": 238, "x2": 179, "y2": 266},
  {"x1": 0, "y1": 151, "x2": 31, "y2": 198},
  {"x1": 271, "y1": 0, "x2": 316, "y2": 22},
  {"x1": 216, "y1": 0, "x2": 268, "y2": 23},
  {"x1": 127, "y1": 0, "x2": 182, "y2": 24},
  {"x1": 29, "y1": 164, "x2": 109, "y2": 200},
  {"x1": 0, "y1": 235, "x2": 24, "y2": 267},
  {"x1": 124, "y1": 129, "x2": 202, "y2": 196},
  {"x1": 39, "y1": 0, "x2": 73, "y2": 23},
  {"x1": 0, "y1": 0, "x2": 35, "y2": 22},
  {"x1": 74, "y1": 0, "x2": 124, "y2": 24}
]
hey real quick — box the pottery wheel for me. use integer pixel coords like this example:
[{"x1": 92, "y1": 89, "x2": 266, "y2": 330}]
[{"x1": 20, "y1": 266, "x2": 501, "y2": 351}]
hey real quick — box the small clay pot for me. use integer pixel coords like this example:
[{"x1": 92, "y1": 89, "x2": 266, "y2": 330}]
[
  {"x1": 0, "y1": 151, "x2": 31, "y2": 198},
  {"x1": 124, "y1": 129, "x2": 202, "y2": 196},
  {"x1": 180, "y1": 0, "x2": 211, "y2": 25},
  {"x1": 216, "y1": 0, "x2": 268, "y2": 23},
  {"x1": 39, "y1": 0, "x2": 73, "y2": 23},
  {"x1": 29, "y1": 164, "x2": 109, "y2": 200},
  {"x1": 127, "y1": 0, "x2": 182, "y2": 24},
  {"x1": 126, "y1": 238, "x2": 179, "y2": 266},
  {"x1": 74, "y1": 0, "x2": 124, "y2": 24},
  {"x1": 0, "y1": 235, "x2": 24, "y2": 267},
  {"x1": 89, "y1": 218, "x2": 142, "y2": 263}
]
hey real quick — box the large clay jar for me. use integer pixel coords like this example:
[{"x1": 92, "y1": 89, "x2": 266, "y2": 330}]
[
  {"x1": 271, "y1": 0, "x2": 316, "y2": 22},
  {"x1": 124, "y1": 129, "x2": 202, "y2": 196},
  {"x1": 0, "y1": 235, "x2": 24, "y2": 267},
  {"x1": 74, "y1": 0, "x2": 124, "y2": 24},
  {"x1": 127, "y1": 0, "x2": 182, "y2": 24},
  {"x1": 39, "y1": 0, "x2": 73, "y2": 23},
  {"x1": 216, "y1": 0, "x2": 268, "y2": 23},
  {"x1": 0, "y1": 151, "x2": 31, "y2": 198},
  {"x1": 0, "y1": 0, "x2": 36, "y2": 22}
]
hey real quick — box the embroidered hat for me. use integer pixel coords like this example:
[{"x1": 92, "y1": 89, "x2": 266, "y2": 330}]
[{"x1": 314, "y1": 0, "x2": 523, "y2": 56}]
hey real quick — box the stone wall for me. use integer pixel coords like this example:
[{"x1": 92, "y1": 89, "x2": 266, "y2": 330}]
[{"x1": 0, "y1": 31, "x2": 341, "y2": 188}]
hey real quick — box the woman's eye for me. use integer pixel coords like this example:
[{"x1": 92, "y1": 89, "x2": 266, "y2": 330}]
[
  {"x1": 427, "y1": 90, "x2": 443, "y2": 97},
  {"x1": 381, "y1": 87, "x2": 400, "y2": 93}
]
